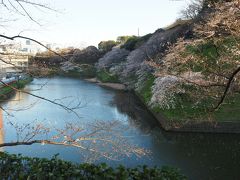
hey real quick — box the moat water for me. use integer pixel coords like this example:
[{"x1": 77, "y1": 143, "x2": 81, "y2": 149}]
[{"x1": 1, "y1": 77, "x2": 240, "y2": 179}]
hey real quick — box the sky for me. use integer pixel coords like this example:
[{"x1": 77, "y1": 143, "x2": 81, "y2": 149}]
[{"x1": 0, "y1": 0, "x2": 190, "y2": 48}]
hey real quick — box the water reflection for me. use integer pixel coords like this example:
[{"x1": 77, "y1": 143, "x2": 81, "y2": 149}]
[
  {"x1": 110, "y1": 91, "x2": 240, "y2": 179},
  {"x1": 110, "y1": 92, "x2": 158, "y2": 133}
]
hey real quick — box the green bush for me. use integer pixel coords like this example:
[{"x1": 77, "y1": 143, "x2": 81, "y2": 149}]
[
  {"x1": 0, "y1": 77, "x2": 33, "y2": 100},
  {"x1": 121, "y1": 34, "x2": 152, "y2": 51},
  {"x1": 17, "y1": 77, "x2": 33, "y2": 88},
  {"x1": 182, "y1": 37, "x2": 240, "y2": 74},
  {"x1": 63, "y1": 65, "x2": 96, "y2": 78},
  {"x1": 121, "y1": 36, "x2": 139, "y2": 51},
  {"x1": 138, "y1": 75, "x2": 155, "y2": 104},
  {"x1": 97, "y1": 70, "x2": 119, "y2": 83},
  {"x1": 98, "y1": 40, "x2": 119, "y2": 53},
  {"x1": 0, "y1": 152, "x2": 186, "y2": 179}
]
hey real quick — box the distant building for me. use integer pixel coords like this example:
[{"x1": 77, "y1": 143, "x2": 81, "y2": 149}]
[
  {"x1": 0, "y1": 40, "x2": 60, "y2": 77},
  {"x1": 0, "y1": 41, "x2": 40, "y2": 55},
  {"x1": 26, "y1": 40, "x2": 31, "y2": 45},
  {"x1": 0, "y1": 43, "x2": 30, "y2": 77},
  {"x1": 20, "y1": 40, "x2": 39, "y2": 54},
  {"x1": 0, "y1": 43, "x2": 21, "y2": 54},
  {"x1": 0, "y1": 54, "x2": 29, "y2": 73}
]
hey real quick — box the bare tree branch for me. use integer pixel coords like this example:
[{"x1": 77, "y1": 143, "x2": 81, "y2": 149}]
[
  {"x1": 213, "y1": 66, "x2": 240, "y2": 110},
  {"x1": 0, "y1": 34, "x2": 68, "y2": 61},
  {"x1": 0, "y1": 140, "x2": 122, "y2": 161},
  {"x1": 1, "y1": 0, "x2": 58, "y2": 24},
  {"x1": 17, "y1": 0, "x2": 58, "y2": 12},
  {"x1": 0, "y1": 79, "x2": 81, "y2": 118},
  {"x1": 7, "y1": 0, "x2": 25, "y2": 15}
]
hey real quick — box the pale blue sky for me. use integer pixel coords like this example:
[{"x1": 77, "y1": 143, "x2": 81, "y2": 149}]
[{"x1": 1, "y1": 0, "x2": 190, "y2": 47}]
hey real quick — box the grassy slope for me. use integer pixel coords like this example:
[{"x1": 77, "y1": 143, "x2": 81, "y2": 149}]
[
  {"x1": 96, "y1": 69, "x2": 119, "y2": 83},
  {"x1": 213, "y1": 94, "x2": 240, "y2": 122},
  {"x1": 153, "y1": 94, "x2": 240, "y2": 123},
  {"x1": 0, "y1": 77, "x2": 33, "y2": 100},
  {"x1": 137, "y1": 75, "x2": 155, "y2": 104},
  {"x1": 151, "y1": 37, "x2": 240, "y2": 123}
]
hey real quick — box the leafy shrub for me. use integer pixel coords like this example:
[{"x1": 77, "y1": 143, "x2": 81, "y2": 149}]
[
  {"x1": 0, "y1": 152, "x2": 186, "y2": 179},
  {"x1": 121, "y1": 36, "x2": 139, "y2": 51},
  {"x1": 0, "y1": 77, "x2": 33, "y2": 100},
  {"x1": 137, "y1": 75, "x2": 155, "y2": 104},
  {"x1": 16, "y1": 77, "x2": 33, "y2": 88},
  {"x1": 63, "y1": 65, "x2": 96, "y2": 78},
  {"x1": 97, "y1": 69, "x2": 119, "y2": 83},
  {"x1": 150, "y1": 76, "x2": 183, "y2": 110},
  {"x1": 121, "y1": 34, "x2": 152, "y2": 51},
  {"x1": 98, "y1": 40, "x2": 119, "y2": 53}
]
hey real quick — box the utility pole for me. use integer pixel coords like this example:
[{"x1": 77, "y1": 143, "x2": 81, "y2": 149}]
[{"x1": 138, "y1": 28, "x2": 140, "y2": 37}]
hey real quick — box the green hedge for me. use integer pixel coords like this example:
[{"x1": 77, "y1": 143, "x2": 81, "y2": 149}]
[{"x1": 0, "y1": 152, "x2": 186, "y2": 179}]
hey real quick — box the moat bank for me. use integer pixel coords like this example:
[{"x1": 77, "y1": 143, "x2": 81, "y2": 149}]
[
  {"x1": 82, "y1": 73, "x2": 240, "y2": 134},
  {"x1": 58, "y1": 68, "x2": 240, "y2": 134}
]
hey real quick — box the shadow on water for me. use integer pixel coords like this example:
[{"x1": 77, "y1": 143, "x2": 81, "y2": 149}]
[
  {"x1": 110, "y1": 91, "x2": 240, "y2": 180},
  {"x1": 109, "y1": 92, "x2": 159, "y2": 132}
]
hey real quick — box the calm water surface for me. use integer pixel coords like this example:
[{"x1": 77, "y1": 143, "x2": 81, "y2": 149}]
[{"x1": 1, "y1": 77, "x2": 240, "y2": 179}]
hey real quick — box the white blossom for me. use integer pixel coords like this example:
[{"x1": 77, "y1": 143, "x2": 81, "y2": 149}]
[{"x1": 150, "y1": 75, "x2": 184, "y2": 109}]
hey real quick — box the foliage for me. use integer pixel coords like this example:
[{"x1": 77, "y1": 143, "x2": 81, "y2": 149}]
[
  {"x1": 152, "y1": 0, "x2": 240, "y2": 122},
  {"x1": 0, "y1": 152, "x2": 186, "y2": 180},
  {"x1": 97, "y1": 69, "x2": 119, "y2": 83},
  {"x1": 16, "y1": 77, "x2": 33, "y2": 88},
  {"x1": 0, "y1": 86, "x2": 15, "y2": 97},
  {"x1": 71, "y1": 46, "x2": 103, "y2": 64},
  {"x1": 121, "y1": 36, "x2": 139, "y2": 51},
  {"x1": 64, "y1": 65, "x2": 96, "y2": 78},
  {"x1": 97, "y1": 47, "x2": 129, "y2": 69},
  {"x1": 28, "y1": 67, "x2": 58, "y2": 77},
  {"x1": 153, "y1": 92, "x2": 212, "y2": 122},
  {"x1": 121, "y1": 34, "x2": 152, "y2": 51},
  {"x1": 34, "y1": 46, "x2": 102, "y2": 67},
  {"x1": 180, "y1": 0, "x2": 204, "y2": 19},
  {"x1": 137, "y1": 75, "x2": 155, "y2": 104},
  {"x1": 32, "y1": 55, "x2": 64, "y2": 67},
  {"x1": 116, "y1": 36, "x2": 133, "y2": 44},
  {"x1": 153, "y1": 93, "x2": 240, "y2": 123},
  {"x1": 98, "y1": 40, "x2": 119, "y2": 53},
  {"x1": 0, "y1": 77, "x2": 33, "y2": 100},
  {"x1": 182, "y1": 37, "x2": 240, "y2": 74},
  {"x1": 163, "y1": 40, "x2": 239, "y2": 112},
  {"x1": 150, "y1": 76, "x2": 184, "y2": 110},
  {"x1": 164, "y1": 19, "x2": 191, "y2": 31},
  {"x1": 212, "y1": 93, "x2": 240, "y2": 122},
  {"x1": 120, "y1": 22, "x2": 189, "y2": 87}
]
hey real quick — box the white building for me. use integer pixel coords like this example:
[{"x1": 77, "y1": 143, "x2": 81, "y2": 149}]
[
  {"x1": 0, "y1": 43, "x2": 21, "y2": 54},
  {"x1": 20, "y1": 40, "x2": 40, "y2": 55},
  {"x1": 0, "y1": 42, "x2": 30, "y2": 77},
  {"x1": 0, "y1": 54, "x2": 29, "y2": 74}
]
